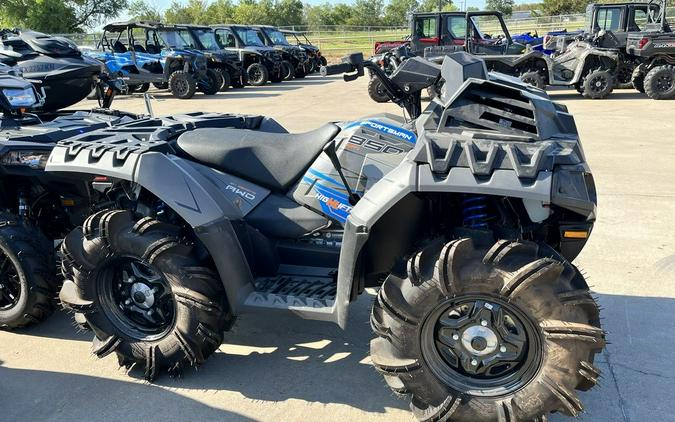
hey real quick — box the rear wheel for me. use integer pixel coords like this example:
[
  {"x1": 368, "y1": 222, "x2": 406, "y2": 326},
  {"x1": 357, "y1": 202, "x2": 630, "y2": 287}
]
[
  {"x1": 370, "y1": 238, "x2": 604, "y2": 421},
  {"x1": 519, "y1": 70, "x2": 545, "y2": 89},
  {"x1": 199, "y1": 69, "x2": 223, "y2": 95},
  {"x1": 582, "y1": 68, "x2": 614, "y2": 99},
  {"x1": 0, "y1": 215, "x2": 56, "y2": 329},
  {"x1": 631, "y1": 65, "x2": 646, "y2": 93},
  {"x1": 168, "y1": 71, "x2": 197, "y2": 99},
  {"x1": 60, "y1": 210, "x2": 229, "y2": 380},
  {"x1": 368, "y1": 76, "x2": 390, "y2": 103},
  {"x1": 247, "y1": 63, "x2": 269, "y2": 86},
  {"x1": 616, "y1": 61, "x2": 636, "y2": 89},
  {"x1": 644, "y1": 65, "x2": 675, "y2": 100},
  {"x1": 281, "y1": 60, "x2": 295, "y2": 80}
]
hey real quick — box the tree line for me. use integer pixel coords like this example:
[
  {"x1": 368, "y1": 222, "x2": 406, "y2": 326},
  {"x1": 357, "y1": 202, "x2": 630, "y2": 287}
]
[{"x1": 2, "y1": 0, "x2": 670, "y2": 33}]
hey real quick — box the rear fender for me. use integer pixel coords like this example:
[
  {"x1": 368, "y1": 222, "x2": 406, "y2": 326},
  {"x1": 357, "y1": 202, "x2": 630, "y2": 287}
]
[{"x1": 47, "y1": 150, "x2": 264, "y2": 313}]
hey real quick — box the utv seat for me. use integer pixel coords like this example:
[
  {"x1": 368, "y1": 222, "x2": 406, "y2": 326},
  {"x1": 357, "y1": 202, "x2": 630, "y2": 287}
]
[{"x1": 175, "y1": 124, "x2": 340, "y2": 192}]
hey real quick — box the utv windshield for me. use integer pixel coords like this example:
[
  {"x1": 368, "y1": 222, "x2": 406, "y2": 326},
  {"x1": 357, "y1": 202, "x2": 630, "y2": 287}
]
[
  {"x1": 263, "y1": 28, "x2": 289, "y2": 45},
  {"x1": 192, "y1": 29, "x2": 219, "y2": 50},
  {"x1": 235, "y1": 28, "x2": 265, "y2": 47},
  {"x1": 157, "y1": 30, "x2": 197, "y2": 49}
]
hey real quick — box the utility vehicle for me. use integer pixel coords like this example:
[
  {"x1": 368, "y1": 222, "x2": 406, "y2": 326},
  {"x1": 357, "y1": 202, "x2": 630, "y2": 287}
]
[
  {"x1": 212, "y1": 25, "x2": 284, "y2": 85},
  {"x1": 53, "y1": 52, "x2": 603, "y2": 421},
  {"x1": 627, "y1": 30, "x2": 675, "y2": 99},
  {"x1": 86, "y1": 21, "x2": 220, "y2": 99},
  {"x1": 252, "y1": 25, "x2": 310, "y2": 79},
  {"x1": 281, "y1": 29, "x2": 327, "y2": 73},
  {"x1": 0, "y1": 29, "x2": 106, "y2": 110},
  {"x1": 0, "y1": 65, "x2": 132, "y2": 329}
]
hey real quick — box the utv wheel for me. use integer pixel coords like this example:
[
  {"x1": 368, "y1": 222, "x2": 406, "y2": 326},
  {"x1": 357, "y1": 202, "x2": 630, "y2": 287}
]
[
  {"x1": 370, "y1": 238, "x2": 604, "y2": 421},
  {"x1": 631, "y1": 65, "x2": 646, "y2": 93},
  {"x1": 281, "y1": 60, "x2": 295, "y2": 80},
  {"x1": 247, "y1": 63, "x2": 269, "y2": 86},
  {"x1": 616, "y1": 61, "x2": 636, "y2": 89},
  {"x1": 60, "y1": 210, "x2": 229, "y2": 380},
  {"x1": 168, "y1": 70, "x2": 197, "y2": 99},
  {"x1": 215, "y1": 68, "x2": 231, "y2": 91},
  {"x1": 519, "y1": 71, "x2": 545, "y2": 89},
  {"x1": 368, "y1": 77, "x2": 390, "y2": 103},
  {"x1": 153, "y1": 82, "x2": 169, "y2": 90},
  {"x1": 136, "y1": 83, "x2": 150, "y2": 93},
  {"x1": 294, "y1": 66, "x2": 307, "y2": 79},
  {"x1": 0, "y1": 215, "x2": 56, "y2": 329},
  {"x1": 582, "y1": 68, "x2": 614, "y2": 99},
  {"x1": 644, "y1": 65, "x2": 675, "y2": 100},
  {"x1": 199, "y1": 69, "x2": 223, "y2": 95}
]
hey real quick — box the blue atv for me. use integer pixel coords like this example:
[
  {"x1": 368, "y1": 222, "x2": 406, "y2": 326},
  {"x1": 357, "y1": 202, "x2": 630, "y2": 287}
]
[{"x1": 84, "y1": 21, "x2": 220, "y2": 99}]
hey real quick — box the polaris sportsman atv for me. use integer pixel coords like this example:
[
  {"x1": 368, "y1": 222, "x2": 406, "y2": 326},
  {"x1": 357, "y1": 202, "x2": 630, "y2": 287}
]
[
  {"x1": 0, "y1": 67, "x2": 133, "y2": 329},
  {"x1": 0, "y1": 29, "x2": 106, "y2": 110},
  {"x1": 252, "y1": 25, "x2": 310, "y2": 80},
  {"x1": 86, "y1": 21, "x2": 220, "y2": 99},
  {"x1": 281, "y1": 29, "x2": 327, "y2": 73},
  {"x1": 53, "y1": 52, "x2": 603, "y2": 421},
  {"x1": 212, "y1": 25, "x2": 284, "y2": 86}
]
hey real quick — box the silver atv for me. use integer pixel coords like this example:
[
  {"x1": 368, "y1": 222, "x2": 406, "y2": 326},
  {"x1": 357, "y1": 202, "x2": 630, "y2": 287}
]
[{"x1": 49, "y1": 52, "x2": 603, "y2": 421}]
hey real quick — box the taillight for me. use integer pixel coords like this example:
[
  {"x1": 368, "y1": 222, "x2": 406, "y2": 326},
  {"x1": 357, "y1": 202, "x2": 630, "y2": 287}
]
[{"x1": 638, "y1": 37, "x2": 649, "y2": 49}]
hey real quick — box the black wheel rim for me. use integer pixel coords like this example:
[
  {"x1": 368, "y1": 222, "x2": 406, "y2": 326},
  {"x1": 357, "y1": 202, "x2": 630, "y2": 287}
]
[
  {"x1": 98, "y1": 258, "x2": 176, "y2": 341},
  {"x1": 589, "y1": 75, "x2": 608, "y2": 93},
  {"x1": 174, "y1": 78, "x2": 189, "y2": 97},
  {"x1": 248, "y1": 67, "x2": 263, "y2": 84},
  {"x1": 0, "y1": 251, "x2": 21, "y2": 311},
  {"x1": 654, "y1": 73, "x2": 674, "y2": 93},
  {"x1": 421, "y1": 295, "x2": 542, "y2": 396}
]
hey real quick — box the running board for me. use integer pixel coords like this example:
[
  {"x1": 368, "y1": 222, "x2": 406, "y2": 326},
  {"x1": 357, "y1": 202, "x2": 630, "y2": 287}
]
[{"x1": 242, "y1": 267, "x2": 338, "y2": 322}]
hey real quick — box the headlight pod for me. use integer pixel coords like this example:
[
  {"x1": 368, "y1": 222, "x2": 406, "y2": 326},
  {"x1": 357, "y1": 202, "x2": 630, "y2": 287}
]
[
  {"x1": 0, "y1": 151, "x2": 50, "y2": 169},
  {"x1": 2, "y1": 87, "x2": 37, "y2": 108}
]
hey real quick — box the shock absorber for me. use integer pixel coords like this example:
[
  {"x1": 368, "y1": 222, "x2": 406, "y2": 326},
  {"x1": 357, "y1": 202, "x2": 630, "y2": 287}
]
[{"x1": 462, "y1": 195, "x2": 490, "y2": 230}]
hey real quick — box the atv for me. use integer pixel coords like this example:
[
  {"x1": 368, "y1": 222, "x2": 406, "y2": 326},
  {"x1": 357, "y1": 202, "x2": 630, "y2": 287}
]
[
  {"x1": 85, "y1": 21, "x2": 220, "y2": 99},
  {"x1": 0, "y1": 65, "x2": 133, "y2": 329},
  {"x1": 212, "y1": 25, "x2": 284, "y2": 86},
  {"x1": 0, "y1": 29, "x2": 108, "y2": 110},
  {"x1": 367, "y1": 43, "x2": 415, "y2": 103},
  {"x1": 252, "y1": 25, "x2": 310, "y2": 80},
  {"x1": 52, "y1": 51, "x2": 604, "y2": 421},
  {"x1": 281, "y1": 29, "x2": 327, "y2": 73}
]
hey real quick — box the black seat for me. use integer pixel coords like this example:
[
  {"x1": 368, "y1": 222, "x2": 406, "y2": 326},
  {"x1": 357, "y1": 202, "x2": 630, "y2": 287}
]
[{"x1": 176, "y1": 124, "x2": 340, "y2": 192}]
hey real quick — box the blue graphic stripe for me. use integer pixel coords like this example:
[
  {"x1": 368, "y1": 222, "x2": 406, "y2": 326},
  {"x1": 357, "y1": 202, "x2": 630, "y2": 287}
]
[
  {"x1": 302, "y1": 176, "x2": 349, "y2": 202},
  {"x1": 307, "y1": 168, "x2": 344, "y2": 188}
]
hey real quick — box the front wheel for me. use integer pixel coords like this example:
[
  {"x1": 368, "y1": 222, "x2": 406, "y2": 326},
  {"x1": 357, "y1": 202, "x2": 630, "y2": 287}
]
[
  {"x1": 247, "y1": 63, "x2": 269, "y2": 86},
  {"x1": 644, "y1": 65, "x2": 675, "y2": 100},
  {"x1": 370, "y1": 238, "x2": 604, "y2": 421},
  {"x1": 59, "y1": 210, "x2": 229, "y2": 380},
  {"x1": 582, "y1": 68, "x2": 614, "y2": 99},
  {"x1": 367, "y1": 76, "x2": 390, "y2": 103},
  {"x1": 215, "y1": 68, "x2": 231, "y2": 91},
  {"x1": 631, "y1": 65, "x2": 646, "y2": 93},
  {"x1": 168, "y1": 70, "x2": 197, "y2": 99},
  {"x1": 199, "y1": 69, "x2": 223, "y2": 95},
  {"x1": 519, "y1": 70, "x2": 546, "y2": 89},
  {"x1": 281, "y1": 60, "x2": 295, "y2": 80}
]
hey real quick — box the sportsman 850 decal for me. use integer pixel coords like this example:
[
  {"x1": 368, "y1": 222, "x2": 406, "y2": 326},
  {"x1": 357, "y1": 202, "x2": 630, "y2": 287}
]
[
  {"x1": 349, "y1": 135, "x2": 405, "y2": 154},
  {"x1": 345, "y1": 120, "x2": 416, "y2": 144}
]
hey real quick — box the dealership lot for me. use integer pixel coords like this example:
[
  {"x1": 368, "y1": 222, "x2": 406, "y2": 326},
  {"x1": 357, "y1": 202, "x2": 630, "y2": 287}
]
[{"x1": 1, "y1": 75, "x2": 674, "y2": 422}]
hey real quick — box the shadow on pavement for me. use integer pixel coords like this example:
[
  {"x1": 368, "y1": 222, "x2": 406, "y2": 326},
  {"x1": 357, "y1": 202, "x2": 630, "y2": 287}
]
[{"x1": 0, "y1": 363, "x2": 255, "y2": 422}]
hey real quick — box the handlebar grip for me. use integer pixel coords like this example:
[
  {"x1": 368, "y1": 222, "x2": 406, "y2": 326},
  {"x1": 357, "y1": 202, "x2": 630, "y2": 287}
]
[{"x1": 320, "y1": 62, "x2": 355, "y2": 77}]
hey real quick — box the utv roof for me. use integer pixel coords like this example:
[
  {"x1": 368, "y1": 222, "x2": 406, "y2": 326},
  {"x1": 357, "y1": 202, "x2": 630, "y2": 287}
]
[
  {"x1": 280, "y1": 29, "x2": 307, "y2": 35},
  {"x1": 161, "y1": 23, "x2": 211, "y2": 31},
  {"x1": 211, "y1": 24, "x2": 252, "y2": 29},
  {"x1": 103, "y1": 21, "x2": 161, "y2": 31}
]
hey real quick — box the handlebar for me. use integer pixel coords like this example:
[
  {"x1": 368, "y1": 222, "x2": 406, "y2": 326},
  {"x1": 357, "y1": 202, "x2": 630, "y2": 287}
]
[{"x1": 320, "y1": 62, "x2": 356, "y2": 76}]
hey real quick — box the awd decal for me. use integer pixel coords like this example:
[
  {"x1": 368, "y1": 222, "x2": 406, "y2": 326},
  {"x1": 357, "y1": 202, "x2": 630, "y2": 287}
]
[
  {"x1": 225, "y1": 183, "x2": 256, "y2": 201},
  {"x1": 346, "y1": 120, "x2": 416, "y2": 144},
  {"x1": 349, "y1": 135, "x2": 405, "y2": 154}
]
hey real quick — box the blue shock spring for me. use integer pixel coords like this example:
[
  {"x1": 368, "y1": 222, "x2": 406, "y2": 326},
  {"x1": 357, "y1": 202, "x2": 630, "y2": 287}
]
[{"x1": 462, "y1": 195, "x2": 490, "y2": 229}]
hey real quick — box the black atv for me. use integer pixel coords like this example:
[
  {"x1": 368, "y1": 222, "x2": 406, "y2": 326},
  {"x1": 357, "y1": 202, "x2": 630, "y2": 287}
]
[
  {"x1": 212, "y1": 25, "x2": 284, "y2": 86},
  {"x1": 281, "y1": 29, "x2": 327, "y2": 73},
  {"x1": 53, "y1": 52, "x2": 604, "y2": 421},
  {"x1": 0, "y1": 67, "x2": 134, "y2": 329},
  {"x1": 252, "y1": 25, "x2": 310, "y2": 80},
  {"x1": 367, "y1": 43, "x2": 415, "y2": 102},
  {"x1": 0, "y1": 28, "x2": 108, "y2": 111}
]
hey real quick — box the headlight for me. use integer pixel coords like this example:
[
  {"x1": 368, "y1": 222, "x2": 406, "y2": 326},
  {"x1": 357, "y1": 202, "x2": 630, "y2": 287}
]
[
  {"x1": 3, "y1": 87, "x2": 37, "y2": 107},
  {"x1": 0, "y1": 151, "x2": 50, "y2": 169}
]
